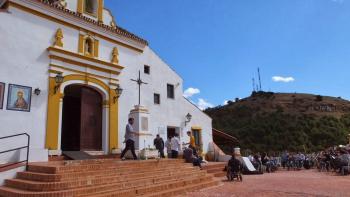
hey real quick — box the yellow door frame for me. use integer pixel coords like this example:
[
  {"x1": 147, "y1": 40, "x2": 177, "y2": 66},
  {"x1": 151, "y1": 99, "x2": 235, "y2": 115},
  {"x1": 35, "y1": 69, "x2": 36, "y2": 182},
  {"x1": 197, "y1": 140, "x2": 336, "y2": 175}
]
[
  {"x1": 45, "y1": 74, "x2": 119, "y2": 153},
  {"x1": 191, "y1": 126, "x2": 203, "y2": 154}
]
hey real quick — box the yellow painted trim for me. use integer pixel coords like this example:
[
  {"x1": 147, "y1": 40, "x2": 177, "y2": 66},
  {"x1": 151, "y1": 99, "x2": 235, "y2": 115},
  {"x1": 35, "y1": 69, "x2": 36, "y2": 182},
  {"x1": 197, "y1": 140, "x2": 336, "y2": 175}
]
[
  {"x1": 48, "y1": 69, "x2": 62, "y2": 74},
  {"x1": 109, "y1": 82, "x2": 119, "y2": 86},
  {"x1": 9, "y1": 2, "x2": 144, "y2": 53},
  {"x1": 78, "y1": 34, "x2": 84, "y2": 53},
  {"x1": 98, "y1": 0, "x2": 103, "y2": 22},
  {"x1": 45, "y1": 77, "x2": 63, "y2": 150},
  {"x1": 50, "y1": 64, "x2": 117, "y2": 81},
  {"x1": 48, "y1": 46, "x2": 123, "y2": 70},
  {"x1": 94, "y1": 39, "x2": 99, "y2": 57},
  {"x1": 191, "y1": 126, "x2": 202, "y2": 131},
  {"x1": 46, "y1": 74, "x2": 119, "y2": 152},
  {"x1": 63, "y1": 74, "x2": 110, "y2": 92},
  {"x1": 191, "y1": 126, "x2": 204, "y2": 155},
  {"x1": 49, "y1": 55, "x2": 120, "y2": 75},
  {"x1": 109, "y1": 89, "x2": 119, "y2": 150},
  {"x1": 77, "y1": 0, "x2": 83, "y2": 13}
]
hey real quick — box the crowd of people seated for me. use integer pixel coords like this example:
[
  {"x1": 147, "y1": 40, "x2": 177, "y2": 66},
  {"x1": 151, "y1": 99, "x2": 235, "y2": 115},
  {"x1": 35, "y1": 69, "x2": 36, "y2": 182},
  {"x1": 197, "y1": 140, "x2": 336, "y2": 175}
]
[{"x1": 246, "y1": 152, "x2": 278, "y2": 173}]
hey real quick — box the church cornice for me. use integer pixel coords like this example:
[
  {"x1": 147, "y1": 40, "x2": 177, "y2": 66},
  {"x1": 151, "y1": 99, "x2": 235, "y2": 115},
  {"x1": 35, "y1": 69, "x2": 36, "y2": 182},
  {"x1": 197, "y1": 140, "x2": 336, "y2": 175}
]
[
  {"x1": 9, "y1": 0, "x2": 148, "y2": 53},
  {"x1": 47, "y1": 46, "x2": 124, "y2": 75}
]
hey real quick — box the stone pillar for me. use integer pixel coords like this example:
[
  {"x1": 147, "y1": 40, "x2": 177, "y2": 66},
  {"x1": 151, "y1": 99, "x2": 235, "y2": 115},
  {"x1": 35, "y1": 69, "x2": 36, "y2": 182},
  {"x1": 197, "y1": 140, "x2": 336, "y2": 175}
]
[{"x1": 129, "y1": 105, "x2": 152, "y2": 150}]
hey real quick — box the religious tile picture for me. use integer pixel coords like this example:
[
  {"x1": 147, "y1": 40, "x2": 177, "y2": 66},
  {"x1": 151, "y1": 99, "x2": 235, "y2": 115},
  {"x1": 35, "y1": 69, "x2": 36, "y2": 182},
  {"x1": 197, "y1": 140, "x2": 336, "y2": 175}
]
[
  {"x1": 6, "y1": 84, "x2": 32, "y2": 112},
  {"x1": 0, "y1": 82, "x2": 4, "y2": 109}
]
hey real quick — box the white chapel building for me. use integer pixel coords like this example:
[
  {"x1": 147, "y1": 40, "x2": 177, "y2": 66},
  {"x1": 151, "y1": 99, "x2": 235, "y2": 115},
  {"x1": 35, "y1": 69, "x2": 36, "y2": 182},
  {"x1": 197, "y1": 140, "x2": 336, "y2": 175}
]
[{"x1": 0, "y1": 0, "x2": 213, "y2": 163}]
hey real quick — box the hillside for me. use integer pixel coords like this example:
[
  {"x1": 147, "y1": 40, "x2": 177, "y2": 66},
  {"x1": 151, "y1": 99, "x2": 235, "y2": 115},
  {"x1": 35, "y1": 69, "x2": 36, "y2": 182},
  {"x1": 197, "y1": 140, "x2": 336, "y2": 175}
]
[{"x1": 205, "y1": 92, "x2": 350, "y2": 152}]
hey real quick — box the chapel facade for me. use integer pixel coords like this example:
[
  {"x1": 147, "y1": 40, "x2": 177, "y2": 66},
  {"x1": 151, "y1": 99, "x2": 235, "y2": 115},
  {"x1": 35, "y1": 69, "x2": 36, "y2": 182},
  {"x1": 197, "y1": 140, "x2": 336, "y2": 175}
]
[{"x1": 0, "y1": 0, "x2": 213, "y2": 163}]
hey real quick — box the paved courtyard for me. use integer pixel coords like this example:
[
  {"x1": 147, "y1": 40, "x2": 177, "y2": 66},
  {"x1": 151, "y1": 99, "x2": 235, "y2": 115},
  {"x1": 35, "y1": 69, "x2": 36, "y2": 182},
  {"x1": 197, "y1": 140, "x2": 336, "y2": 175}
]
[{"x1": 183, "y1": 170, "x2": 350, "y2": 197}]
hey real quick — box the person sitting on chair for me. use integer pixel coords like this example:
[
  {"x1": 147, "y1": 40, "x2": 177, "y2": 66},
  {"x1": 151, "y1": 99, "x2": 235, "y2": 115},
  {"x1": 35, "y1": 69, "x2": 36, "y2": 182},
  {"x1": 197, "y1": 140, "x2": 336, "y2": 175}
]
[
  {"x1": 227, "y1": 153, "x2": 242, "y2": 181},
  {"x1": 183, "y1": 147, "x2": 202, "y2": 169}
]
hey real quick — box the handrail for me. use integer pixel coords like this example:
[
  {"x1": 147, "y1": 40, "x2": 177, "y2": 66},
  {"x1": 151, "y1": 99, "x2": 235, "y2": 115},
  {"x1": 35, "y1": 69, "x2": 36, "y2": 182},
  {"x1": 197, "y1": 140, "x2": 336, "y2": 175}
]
[{"x1": 0, "y1": 133, "x2": 30, "y2": 171}]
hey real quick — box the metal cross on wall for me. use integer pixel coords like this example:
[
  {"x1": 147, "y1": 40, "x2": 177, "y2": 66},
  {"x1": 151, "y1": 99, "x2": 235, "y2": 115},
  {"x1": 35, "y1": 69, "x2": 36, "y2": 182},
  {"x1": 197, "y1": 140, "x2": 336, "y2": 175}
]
[{"x1": 131, "y1": 70, "x2": 148, "y2": 106}]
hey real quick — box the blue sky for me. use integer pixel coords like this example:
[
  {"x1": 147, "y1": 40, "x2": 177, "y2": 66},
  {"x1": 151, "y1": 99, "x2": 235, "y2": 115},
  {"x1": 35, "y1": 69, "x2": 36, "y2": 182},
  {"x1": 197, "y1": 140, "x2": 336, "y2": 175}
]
[{"x1": 105, "y1": 0, "x2": 350, "y2": 109}]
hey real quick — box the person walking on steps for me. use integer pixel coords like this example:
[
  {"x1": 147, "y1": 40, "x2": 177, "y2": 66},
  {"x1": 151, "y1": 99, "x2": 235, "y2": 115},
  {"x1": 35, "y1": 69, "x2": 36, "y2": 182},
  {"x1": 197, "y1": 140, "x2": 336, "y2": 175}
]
[
  {"x1": 171, "y1": 133, "x2": 180, "y2": 159},
  {"x1": 154, "y1": 134, "x2": 165, "y2": 158},
  {"x1": 120, "y1": 118, "x2": 138, "y2": 160},
  {"x1": 165, "y1": 136, "x2": 172, "y2": 158}
]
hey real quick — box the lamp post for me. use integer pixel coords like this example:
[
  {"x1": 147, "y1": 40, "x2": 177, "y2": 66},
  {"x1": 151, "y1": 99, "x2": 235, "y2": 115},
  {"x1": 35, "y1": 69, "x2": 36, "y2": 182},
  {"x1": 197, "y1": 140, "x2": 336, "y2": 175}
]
[
  {"x1": 185, "y1": 113, "x2": 192, "y2": 126},
  {"x1": 113, "y1": 84, "x2": 123, "y2": 103},
  {"x1": 54, "y1": 73, "x2": 64, "y2": 94}
]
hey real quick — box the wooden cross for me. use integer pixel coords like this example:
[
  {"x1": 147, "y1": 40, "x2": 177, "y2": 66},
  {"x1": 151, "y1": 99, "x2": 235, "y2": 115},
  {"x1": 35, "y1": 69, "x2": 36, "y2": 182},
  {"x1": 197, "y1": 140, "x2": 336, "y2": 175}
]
[{"x1": 131, "y1": 70, "x2": 148, "y2": 106}]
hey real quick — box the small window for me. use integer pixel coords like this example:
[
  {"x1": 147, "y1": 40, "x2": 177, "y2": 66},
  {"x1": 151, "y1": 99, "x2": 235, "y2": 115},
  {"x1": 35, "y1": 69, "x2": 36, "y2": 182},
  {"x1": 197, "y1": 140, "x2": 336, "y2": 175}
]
[
  {"x1": 84, "y1": 0, "x2": 98, "y2": 15},
  {"x1": 144, "y1": 65, "x2": 150, "y2": 74},
  {"x1": 167, "y1": 84, "x2": 175, "y2": 99},
  {"x1": 154, "y1": 93, "x2": 160, "y2": 104}
]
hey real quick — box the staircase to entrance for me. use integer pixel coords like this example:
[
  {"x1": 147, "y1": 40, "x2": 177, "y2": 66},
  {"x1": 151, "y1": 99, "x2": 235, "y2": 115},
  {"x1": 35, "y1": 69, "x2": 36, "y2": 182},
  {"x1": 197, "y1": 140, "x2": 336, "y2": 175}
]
[{"x1": 0, "y1": 159, "x2": 220, "y2": 197}]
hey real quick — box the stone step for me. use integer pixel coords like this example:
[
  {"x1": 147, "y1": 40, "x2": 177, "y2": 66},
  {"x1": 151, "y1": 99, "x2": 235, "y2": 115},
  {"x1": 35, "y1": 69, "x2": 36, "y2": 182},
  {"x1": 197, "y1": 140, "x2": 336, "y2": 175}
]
[
  {"x1": 206, "y1": 167, "x2": 225, "y2": 174},
  {"x1": 28, "y1": 159, "x2": 184, "y2": 174},
  {"x1": 213, "y1": 172, "x2": 226, "y2": 177},
  {"x1": 142, "y1": 179, "x2": 220, "y2": 197},
  {"x1": 7, "y1": 169, "x2": 206, "y2": 192},
  {"x1": 18, "y1": 163, "x2": 194, "y2": 182},
  {"x1": 202, "y1": 163, "x2": 226, "y2": 177},
  {"x1": 0, "y1": 173, "x2": 212, "y2": 197},
  {"x1": 78, "y1": 175, "x2": 215, "y2": 197},
  {"x1": 0, "y1": 159, "x2": 218, "y2": 197},
  {"x1": 202, "y1": 163, "x2": 226, "y2": 170}
]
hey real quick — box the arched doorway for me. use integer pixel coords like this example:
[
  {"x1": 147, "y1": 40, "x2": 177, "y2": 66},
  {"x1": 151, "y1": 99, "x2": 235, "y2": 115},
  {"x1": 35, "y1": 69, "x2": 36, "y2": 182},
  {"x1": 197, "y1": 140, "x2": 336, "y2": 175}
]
[{"x1": 61, "y1": 85, "x2": 103, "y2": 151}]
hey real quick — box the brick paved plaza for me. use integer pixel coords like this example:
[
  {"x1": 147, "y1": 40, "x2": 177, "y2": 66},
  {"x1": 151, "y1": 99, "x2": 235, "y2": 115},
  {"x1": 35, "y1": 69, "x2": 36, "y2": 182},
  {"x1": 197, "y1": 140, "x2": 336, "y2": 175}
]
[{"x1": 183, "y1": 170, "x2": 350, "y2": 197}]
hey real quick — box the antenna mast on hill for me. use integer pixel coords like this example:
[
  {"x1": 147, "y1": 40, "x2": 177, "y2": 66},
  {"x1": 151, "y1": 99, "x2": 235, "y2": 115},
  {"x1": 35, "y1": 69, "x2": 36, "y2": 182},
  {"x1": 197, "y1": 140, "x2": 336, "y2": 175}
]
[
  {"x1": 252, "y1": 78, "x2": 256, "y2": 92},
  {"x1": 258, "y1": 67, "x2": 262, "y2": 91}
]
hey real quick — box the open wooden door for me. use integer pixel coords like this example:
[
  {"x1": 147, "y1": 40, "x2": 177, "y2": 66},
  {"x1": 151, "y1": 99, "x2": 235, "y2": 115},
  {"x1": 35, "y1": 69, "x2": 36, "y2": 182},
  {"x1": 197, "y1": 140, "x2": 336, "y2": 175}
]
[{"x1": 80, "y1": 87, "x2": 103, "y2": 151}]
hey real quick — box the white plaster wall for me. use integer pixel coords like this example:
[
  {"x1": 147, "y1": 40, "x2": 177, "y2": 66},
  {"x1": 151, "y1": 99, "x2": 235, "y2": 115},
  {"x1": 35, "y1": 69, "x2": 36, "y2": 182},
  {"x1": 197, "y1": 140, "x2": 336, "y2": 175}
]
[
  {"x1": 117, "y1": 46, "x2": 213, "y2": 153},
  {"x1": 181, "y1": 98, "x2": 213, "y2": 153},
  {"x1": 0, "y1": 166, "x2": 26, "y2": 186},
  {"x1": 0, "y1": 6, "x2": 82, "y2": 163},
  {"x1": 103, "y1": 9, "x2": 114, "y2": 26}
]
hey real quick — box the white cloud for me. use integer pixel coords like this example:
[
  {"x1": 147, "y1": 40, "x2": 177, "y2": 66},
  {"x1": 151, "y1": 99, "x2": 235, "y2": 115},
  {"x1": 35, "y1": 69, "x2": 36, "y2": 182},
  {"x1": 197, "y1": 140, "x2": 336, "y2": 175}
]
[
  {"x1": 272, "y1": 76, "x2": 295, "y2": 83},
  {"x1": 183, "y1": 87, "x2": 200, "y2": 98},
  {"x1": 183, "y1": 87, "x2": 213, "y2": 110},
  {"x1": 197, "y1": 98, "x2": 214, "y2": 110}
]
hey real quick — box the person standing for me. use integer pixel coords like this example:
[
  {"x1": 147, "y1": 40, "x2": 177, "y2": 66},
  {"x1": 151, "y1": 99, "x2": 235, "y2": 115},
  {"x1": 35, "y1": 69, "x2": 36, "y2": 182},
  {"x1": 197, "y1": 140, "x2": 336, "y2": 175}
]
[
  {"x1": 184, "y1": 131, "x2": 197, "y2": 156},
  {"x1": 171, "y1": 133, "x2": 180, "y2": 159},
  {"x1": 120, "y1": 118, "x2": 138, "y2": 160},
  {"x1": 154, "y1": 134, "x2": 165, "y2": 158},
  {"x1": 165, "y1": 136, "x2": 172, "y2": 158}
]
